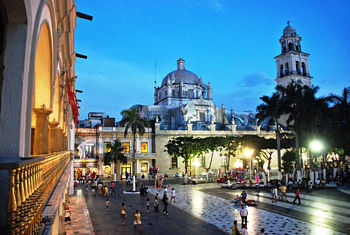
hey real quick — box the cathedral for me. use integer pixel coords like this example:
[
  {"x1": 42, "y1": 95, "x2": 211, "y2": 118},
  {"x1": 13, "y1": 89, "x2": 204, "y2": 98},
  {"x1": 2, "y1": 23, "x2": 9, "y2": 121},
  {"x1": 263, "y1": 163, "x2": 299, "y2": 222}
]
[{"x1": 76, "y1": 22, "x2": 312, "y2": 177}]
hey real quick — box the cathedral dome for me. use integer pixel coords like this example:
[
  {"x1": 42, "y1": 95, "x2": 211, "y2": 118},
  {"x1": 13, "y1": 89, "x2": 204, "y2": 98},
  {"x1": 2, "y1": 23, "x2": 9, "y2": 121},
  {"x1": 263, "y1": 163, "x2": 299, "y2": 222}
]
[
  {"x1": 283, "y1": 21, "x2": 297, "y2": 36},
  {"x1": 161, "y1": 58, "x2": 202, "y2": 86}
]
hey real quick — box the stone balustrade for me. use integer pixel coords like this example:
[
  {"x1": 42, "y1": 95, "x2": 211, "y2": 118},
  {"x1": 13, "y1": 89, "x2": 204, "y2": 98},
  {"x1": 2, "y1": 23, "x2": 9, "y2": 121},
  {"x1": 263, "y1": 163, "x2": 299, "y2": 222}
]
[{"x1": 0, "y1": 151, "x2": 71, "y2": 234}]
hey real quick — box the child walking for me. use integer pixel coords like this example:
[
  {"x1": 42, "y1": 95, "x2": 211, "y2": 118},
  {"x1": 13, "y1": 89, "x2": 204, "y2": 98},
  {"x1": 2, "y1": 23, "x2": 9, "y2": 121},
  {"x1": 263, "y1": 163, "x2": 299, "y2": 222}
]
[
  {"x1": 105, "y1": 198, "x2": 110, "y2": 211},
  {"x1": 133, "y1": 210, "x2": 142, "y2": 231},
  {"x1": 170, "y1": 188, "x2": 176, "y2": 203},
  {"x1": 121, "y1": 202, "x2": 127, "y2": 225},
  {"x1": 146, "y1": 198, "x2": 151, "y2": 212},
  {"x1": 154, "y1": 193, "x2": 159, "y2": 212}
]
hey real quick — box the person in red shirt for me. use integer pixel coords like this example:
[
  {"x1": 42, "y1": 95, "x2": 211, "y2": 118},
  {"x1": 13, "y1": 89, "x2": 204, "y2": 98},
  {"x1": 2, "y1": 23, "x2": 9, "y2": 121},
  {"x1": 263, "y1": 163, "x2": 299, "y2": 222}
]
[{"x1": 293, "y1": 187, "x2": 301, "y2": 205}]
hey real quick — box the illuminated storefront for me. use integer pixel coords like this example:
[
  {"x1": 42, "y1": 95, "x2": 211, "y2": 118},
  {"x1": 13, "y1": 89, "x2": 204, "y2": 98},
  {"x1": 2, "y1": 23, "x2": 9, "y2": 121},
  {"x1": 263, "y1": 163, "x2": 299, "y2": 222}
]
[{"x1": 74, "y1": 159, "x2": 98, "y2": 179}]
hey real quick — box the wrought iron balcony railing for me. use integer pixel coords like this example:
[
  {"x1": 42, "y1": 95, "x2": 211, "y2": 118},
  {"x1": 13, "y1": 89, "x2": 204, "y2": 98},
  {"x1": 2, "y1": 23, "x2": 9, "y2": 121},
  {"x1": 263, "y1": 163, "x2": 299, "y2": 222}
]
[{"x1": 0, "y1": 151, "x2": 71, "y2": 234}]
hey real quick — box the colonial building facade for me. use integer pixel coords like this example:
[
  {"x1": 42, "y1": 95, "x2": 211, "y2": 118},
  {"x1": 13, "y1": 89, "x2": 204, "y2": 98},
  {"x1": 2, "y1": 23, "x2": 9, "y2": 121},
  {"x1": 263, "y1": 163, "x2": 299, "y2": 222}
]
[{"x1": 0, "y1": 1, "x2": 79, "y2": 233}]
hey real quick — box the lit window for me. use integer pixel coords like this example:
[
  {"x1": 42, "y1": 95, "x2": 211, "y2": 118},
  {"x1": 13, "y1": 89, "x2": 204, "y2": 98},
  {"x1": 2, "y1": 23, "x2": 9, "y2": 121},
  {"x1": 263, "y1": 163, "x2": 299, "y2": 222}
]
[
  {"x1": 141, "y1": 163, "x2": 148, "y2": 172},
  {"x1": 122, "y1": 142, "x2": 130, "y2": 153},
  {"x1": 141, "y1": 142, "x2": 148, "y2": 153},
  {"x1": 104, "y1": 142, "x2": 111, "y2": 153}
]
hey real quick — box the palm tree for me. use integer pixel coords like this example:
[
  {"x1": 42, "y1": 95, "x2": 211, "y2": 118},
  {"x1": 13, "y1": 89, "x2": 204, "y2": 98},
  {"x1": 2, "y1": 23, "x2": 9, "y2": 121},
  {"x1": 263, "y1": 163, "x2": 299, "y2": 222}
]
[
  {"x1": 104, "y1": 140, "x2": 127, "y2": 180},
  {"x1": 329, "y1": 87, "x2": 350, "y2": 164},
  {"x1": 278, "y1": 81, "x2": 332, "y2": 171},
  {"x1": 256, "y1": 92, "x2": 283, "y2": 173},
  {"x1": 276, "y1": 81, "x2": 304, "y2": 170},
  {"x1": 119, "y1": 107, "x2": 148, "y2": 189}
]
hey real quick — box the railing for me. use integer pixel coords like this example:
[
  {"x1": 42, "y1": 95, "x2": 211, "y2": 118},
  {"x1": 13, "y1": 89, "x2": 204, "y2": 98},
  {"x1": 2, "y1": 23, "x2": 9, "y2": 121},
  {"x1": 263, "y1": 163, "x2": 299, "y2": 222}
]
[
  {"x1": 124, "y1": 153, "x2": 156, "y2": 159},
  {"x1": 0, "y1": 151, "x2": 71, "y2": 234}
]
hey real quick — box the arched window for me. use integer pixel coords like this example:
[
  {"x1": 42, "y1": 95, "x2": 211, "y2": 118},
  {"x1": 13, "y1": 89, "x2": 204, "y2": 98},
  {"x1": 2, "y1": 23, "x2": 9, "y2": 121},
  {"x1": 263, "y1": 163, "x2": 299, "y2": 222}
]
[
  {"x1": 280, "y1": 64, "x2": 284, "y2": 77},
  {"x1": 296, "y1": 61, "x2": 300, "y2": 75},
  {"x1": 296, "y1": 45, "x2": 299, "y2": 51},
  {"x1": 285, "y1": 63, "x2": 289, "y2": 75},
  {"x1": 288, "y1": 42, "x2": 293, "y2": 51},
  {"x1": 302, "y1": 62, "x2": 306, "y2": 76}
]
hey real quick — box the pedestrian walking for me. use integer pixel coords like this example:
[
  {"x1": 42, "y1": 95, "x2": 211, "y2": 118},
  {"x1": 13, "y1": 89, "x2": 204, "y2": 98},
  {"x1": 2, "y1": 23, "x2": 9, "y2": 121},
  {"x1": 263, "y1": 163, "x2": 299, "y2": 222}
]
[
  {"x1": 154, "y1": 193, "x2": 159, "y2": 212},
  {"x1": 293, "y1": 187, "x2": 301, "y2": 205},
  {"x1": 241, "y1": 224, "x2": 248, "y2": 235},
  {"x1": 232, "y1": 220, "x2": 240, "y2": 235},
  {"x1": 170, "y1": 188, "x2": 176, "y2": 203},
  {"x1": 133, "y1": 210, "x2": 142, "y2": 231},
  {"x1": 85, "y1": 182, "x2": 89, "y2": 194},
  {"x1": 105, "y1": 198, "x2": 110, "y2": 211},
  {"x1": 239, "y1": 204, "x2": 248, "y2": 228},
  {"x1": 273, "y1": 186, "x2": 278, "y2": 202},
  {"x1": 241, "y1": 191, "x2": 247, "y2": 203},
  {"x1": 103, "y1": 185, "x2": 109, "y2": 197},
  {"x1": 162, "y1": 194, "x2": 169, "y2": 215},
  {"x1": 121, "y1": 202, "x2": 127, "y2": 225},
  {"x1": 146, "y1": 198, "x2": 150, "y2": 212},
  {"x1": 64, "y1": 206, "x2": 71, "y2": 224},
  {"x1": 281, "y1": 184, "x2": 287, "y2": 201}
]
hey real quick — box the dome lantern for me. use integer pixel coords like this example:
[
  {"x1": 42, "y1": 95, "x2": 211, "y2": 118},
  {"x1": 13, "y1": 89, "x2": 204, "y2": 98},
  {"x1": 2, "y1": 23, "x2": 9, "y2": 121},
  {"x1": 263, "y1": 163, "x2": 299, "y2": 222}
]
[{"x1": 177, "y1": 58, "x2": 185, "y2": 70}]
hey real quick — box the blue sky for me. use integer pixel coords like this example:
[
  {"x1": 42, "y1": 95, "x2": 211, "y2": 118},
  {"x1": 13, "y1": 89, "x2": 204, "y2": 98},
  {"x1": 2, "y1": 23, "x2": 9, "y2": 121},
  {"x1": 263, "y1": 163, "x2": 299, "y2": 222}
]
[{"x1": 75, "y1": 0, "x2": 350, "y2": 120}]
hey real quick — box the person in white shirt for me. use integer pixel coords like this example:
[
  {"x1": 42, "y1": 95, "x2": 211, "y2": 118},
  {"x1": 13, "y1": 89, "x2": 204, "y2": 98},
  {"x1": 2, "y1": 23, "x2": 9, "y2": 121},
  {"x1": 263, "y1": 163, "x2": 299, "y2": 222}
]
[
  {"x1": 239, "y1": 204, "x2": 248, "y2": 228},
  {"x1": 170, "y1": 188, "x2": 176, "y2": 203},
  {"x1": 241, "y1": 224, "x2": 248, "y2": 235}
]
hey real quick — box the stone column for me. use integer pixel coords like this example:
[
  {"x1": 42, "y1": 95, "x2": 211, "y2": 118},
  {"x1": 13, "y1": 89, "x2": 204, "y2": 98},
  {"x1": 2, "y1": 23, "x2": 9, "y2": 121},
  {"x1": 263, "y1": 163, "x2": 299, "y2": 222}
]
[
  {"x1": 187, "y1": 123, "x2": 193, "y2": 133},
  {"x1": 63, "y1": 135, "x2": 68, "y2": 151},
  {"x1": 57, "y1": 128, "x2": 63, "y2": 152},
  {"x1": 48, "y1": 121, "x2": 59, "y2": 153},
  {"x1": 210, "y1": 124, "x2": 216, "y2": 132},
  {"x1": 33, "y1": 107, "x2": 52, "y2": 155}
]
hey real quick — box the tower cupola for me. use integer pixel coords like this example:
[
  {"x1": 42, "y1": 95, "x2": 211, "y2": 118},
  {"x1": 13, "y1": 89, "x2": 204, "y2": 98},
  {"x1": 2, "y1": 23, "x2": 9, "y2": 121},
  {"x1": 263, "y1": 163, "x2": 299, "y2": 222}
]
[{"x1": 274, "y1": 22, "x2": 312, "y2": 87}]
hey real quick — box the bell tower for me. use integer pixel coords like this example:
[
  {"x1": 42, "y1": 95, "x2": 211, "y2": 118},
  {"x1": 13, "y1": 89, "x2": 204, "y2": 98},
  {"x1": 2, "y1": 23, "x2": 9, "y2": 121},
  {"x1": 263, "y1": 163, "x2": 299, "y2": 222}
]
[{"x1": 274, "y1": 21, "x2": 312, "y2": 87}]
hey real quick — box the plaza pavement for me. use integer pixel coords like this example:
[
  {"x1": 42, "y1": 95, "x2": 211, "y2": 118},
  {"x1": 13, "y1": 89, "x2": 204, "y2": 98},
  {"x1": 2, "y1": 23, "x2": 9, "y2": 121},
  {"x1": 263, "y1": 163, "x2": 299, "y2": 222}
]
[
  {"x1": 68, "y1": 181, "x2": 350, "y2": 235},
  {"x1": 82, "y1": 182, "x2": 225, "y2": 235},
  {"x1": 147, "y1": 183, "x2": 349, "y2": 235}
]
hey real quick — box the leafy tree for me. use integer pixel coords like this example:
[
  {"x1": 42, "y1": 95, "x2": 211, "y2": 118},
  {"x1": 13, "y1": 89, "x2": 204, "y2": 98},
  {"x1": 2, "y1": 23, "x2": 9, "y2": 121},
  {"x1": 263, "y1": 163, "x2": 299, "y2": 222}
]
[
  {"x1": 201, "y1": 137, "x2": 228, "y2": 172},
  {"x1": 119, "y1": 107, "x2": 148, "y2": 181},
  {"x1": 165, "y1": 137, "x2": 199, "y2": 175},
  {"x1": 104, "y1": 140, "x2": 127, "y2": 177},
  {"x1": 256, "y1": 92, "x2": 283, "y2": 172},
  {"x1": 282, "y1": 150, "x2": 298, "y2": 173}
]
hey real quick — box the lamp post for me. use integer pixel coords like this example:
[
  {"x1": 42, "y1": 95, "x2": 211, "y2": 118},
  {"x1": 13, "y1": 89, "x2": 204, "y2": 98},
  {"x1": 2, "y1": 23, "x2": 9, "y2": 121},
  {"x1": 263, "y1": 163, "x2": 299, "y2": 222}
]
[
  {"x1": 309, "y1": 140, "x2": 324, "y2": 183},
  {"x1": 244, "y1": 148, "x2": 254, "y2": 181}
]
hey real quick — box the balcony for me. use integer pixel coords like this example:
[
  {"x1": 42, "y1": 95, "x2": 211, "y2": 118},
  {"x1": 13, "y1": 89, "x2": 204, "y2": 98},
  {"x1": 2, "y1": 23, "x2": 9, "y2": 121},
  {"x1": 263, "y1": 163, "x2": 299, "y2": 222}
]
[
  {"x1": 0, "y1": 151, "x2": 71, "y2": 234},
  {"x1": 124, "y1": 153, "x2": 156, "y2": 159}
]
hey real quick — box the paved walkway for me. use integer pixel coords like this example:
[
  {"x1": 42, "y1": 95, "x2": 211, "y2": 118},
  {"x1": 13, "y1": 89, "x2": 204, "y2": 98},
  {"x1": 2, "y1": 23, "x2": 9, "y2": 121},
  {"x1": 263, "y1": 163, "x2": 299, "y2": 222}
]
[
  {"x1": 65, "y1": 188, "x2": 95, "y2": 235},
  {"x1": 148, "y1": 184, "x2": 347, "y2": 235},
  {"x1": 83, "y1": 182, "x2": 225, "y2": 235}
]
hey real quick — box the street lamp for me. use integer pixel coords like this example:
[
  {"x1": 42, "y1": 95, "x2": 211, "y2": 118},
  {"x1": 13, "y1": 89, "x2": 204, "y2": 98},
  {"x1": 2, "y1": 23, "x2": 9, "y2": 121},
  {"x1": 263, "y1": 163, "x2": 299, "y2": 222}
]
[
  {"x1": 310, "y1": 140, "x2": 323, "y2": 153},
  {"x1": 192, "y1": 158, "x2": 201, "y2": 177},
  {"x1": 243, "y1": 148, "x2": 254, "y2": 181},
  {"x1": 309, "y1": 140, "x2": 324, "y2": 183}
]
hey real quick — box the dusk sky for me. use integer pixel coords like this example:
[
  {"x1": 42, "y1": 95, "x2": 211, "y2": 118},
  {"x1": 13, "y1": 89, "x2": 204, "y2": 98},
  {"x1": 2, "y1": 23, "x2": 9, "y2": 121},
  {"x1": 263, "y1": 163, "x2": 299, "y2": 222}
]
[{"x1": 74, "y1": 0, "x2": 350, "y2": 120}]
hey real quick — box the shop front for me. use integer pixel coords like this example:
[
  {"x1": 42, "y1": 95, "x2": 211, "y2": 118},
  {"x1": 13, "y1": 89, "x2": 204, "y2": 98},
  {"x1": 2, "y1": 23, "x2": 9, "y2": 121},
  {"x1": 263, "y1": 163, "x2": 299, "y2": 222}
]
[
  {"x1": 121, "y1": 163, "x2": 131, "y2": 179},
  {"x1": 74, "y1": 159, "x2": 98, "y2": 181}
]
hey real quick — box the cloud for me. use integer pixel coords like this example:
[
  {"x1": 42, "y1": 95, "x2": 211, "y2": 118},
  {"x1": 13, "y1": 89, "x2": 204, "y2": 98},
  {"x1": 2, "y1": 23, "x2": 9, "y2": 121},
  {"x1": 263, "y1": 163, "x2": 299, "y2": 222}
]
[
  {"x1": 179, "y1": 0, "x2": 224, "y2": 12},
  {"x1": 241, "y1": 72, "x2": 273, "y2": 87}
]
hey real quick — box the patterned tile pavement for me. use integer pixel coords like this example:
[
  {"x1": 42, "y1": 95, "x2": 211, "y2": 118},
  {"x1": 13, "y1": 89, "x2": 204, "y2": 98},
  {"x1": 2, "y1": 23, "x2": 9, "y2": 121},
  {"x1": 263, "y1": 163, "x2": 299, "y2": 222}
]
[
  {"x1": 148, "y1": 184, "x2": 346, "y2": 235},
  {"x1": 65, "y1": 189, "x2": 95, "y2": 235}
]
